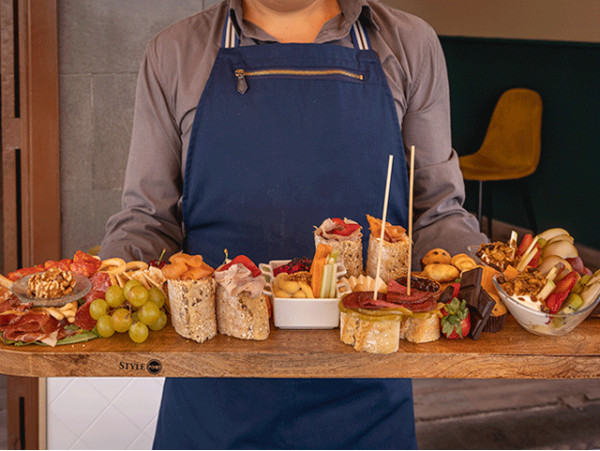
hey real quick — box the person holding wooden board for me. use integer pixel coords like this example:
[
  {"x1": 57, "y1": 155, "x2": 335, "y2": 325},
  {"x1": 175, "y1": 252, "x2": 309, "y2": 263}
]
[{"x1": 99, "y1": 0, "x2": 487, "y2": 448}]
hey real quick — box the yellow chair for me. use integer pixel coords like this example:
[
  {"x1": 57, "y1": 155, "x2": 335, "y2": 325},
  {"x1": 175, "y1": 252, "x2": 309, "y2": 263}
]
[{"x1": 459, "y1": 88, "x2": 542, "y2": 237}]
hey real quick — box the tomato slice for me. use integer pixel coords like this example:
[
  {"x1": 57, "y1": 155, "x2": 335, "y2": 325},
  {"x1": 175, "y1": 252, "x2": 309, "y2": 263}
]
[
  {"x1": 330, "y1": 218, "x2": 360, "y2": 236},
  {"x1": 220, "y1": 255, "x2": 261, "y2": 278}
]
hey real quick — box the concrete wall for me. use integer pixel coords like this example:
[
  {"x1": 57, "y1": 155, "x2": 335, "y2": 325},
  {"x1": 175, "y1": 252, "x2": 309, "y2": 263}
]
[{"x1": 59, "y1": 0, "x2": 213, "y2": 257}]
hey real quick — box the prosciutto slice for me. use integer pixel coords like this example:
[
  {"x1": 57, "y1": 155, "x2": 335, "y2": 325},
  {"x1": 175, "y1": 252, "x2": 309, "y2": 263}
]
[
  {"x1": 214, "y1": 264, "x2": 266, "y2": 298},
  {"x1": 4, "y1": 311, "x2": 60, "y2": 343}
]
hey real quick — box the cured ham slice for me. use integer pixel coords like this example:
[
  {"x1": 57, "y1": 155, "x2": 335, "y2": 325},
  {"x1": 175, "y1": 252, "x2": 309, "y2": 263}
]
[
  {"x1": 83, "y1": 271, "x2": 111, "y2": 303},
  {"x1": 4, "y1": 311, "x2": 60, "y2": 343},
  {"x1": 73, "y1": 271, "x2": 111, "y2": 331}
]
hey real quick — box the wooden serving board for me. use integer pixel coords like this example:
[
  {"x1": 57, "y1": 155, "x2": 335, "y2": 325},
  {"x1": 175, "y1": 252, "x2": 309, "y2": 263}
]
[{"x1": 1, "y1": 316, "x2": 599, "y2": 379}]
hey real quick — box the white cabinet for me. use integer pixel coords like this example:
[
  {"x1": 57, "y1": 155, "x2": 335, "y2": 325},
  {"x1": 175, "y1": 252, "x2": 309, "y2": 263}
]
[{"x1": 46, "y1": 378, "x2": 164, "y2": 449}]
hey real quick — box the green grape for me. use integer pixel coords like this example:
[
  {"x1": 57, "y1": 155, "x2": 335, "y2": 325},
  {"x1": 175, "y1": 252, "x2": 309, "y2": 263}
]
[
  {"x1": 89, "y1": 298, "x2": 108, "y2": 320},
  {"x1": 148, "y1": 310, "x2": 168, "y2": 331},
  {"x1": 123, "y1": 279, "x2": 143, "y2": 299},
  {"x1": 96, "y1": 315, "x2": 115, "y2": 338},
  {"x1": 105, "y1": 285, "x2": 125, "y2": 308},
  {"x1": 131, "y1": 311, "x2": 140, "y2": 322},
  {"x1": 110, "y1": 308, "x2": 133, "y2": 333},
  {"x1": 147, "y1": 286, "x2": 166, "y2": 309},
  {"x1": 138, "y1": 301, "x2": 160, "y2": 326},
  {"x1": 126, "y1": 285, "x2": 149, "y2": 308},
  {"x1": 128, "y1": 321, "x2": 149, "y2": 343}
]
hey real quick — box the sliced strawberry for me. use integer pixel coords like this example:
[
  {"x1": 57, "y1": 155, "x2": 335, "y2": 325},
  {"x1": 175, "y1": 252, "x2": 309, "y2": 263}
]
[
  {"x1": 545, "y1": 271, "x2": 578, "y2": 313},
  {"x1": 220, "y1": 255, "x2": 261, "y2": 278},
  {"x1": 441, "y1": 298, "x2": 471, "y2": 339},
  {"x1": 516, "y1": 233, "x2": 533, "y2": 257},
  {"x1": 528, "y1": 244, "x2": 542, "y2": 268}
]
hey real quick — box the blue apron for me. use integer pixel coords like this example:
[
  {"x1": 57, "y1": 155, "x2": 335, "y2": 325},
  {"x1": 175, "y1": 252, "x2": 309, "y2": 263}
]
[{"x1": 154, "y1": 14, "x2": 417, "y2": 450}]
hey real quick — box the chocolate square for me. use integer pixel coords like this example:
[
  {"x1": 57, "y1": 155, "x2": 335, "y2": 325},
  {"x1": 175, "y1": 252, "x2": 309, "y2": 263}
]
[
  {"x1": 468, "y1": 289, "x2": 496, "y2": 340},
  {"x1": 458, "y1": 267, "x2": 482, "y2": 304},
  {"x1": 438, "y1": 285, "x2": 456, "y2": 303}
]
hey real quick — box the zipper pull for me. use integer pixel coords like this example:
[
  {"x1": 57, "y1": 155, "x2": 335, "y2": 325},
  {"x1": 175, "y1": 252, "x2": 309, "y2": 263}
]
[{"x1": 235, "y1": 69, "x2": 248, "y2": 94}]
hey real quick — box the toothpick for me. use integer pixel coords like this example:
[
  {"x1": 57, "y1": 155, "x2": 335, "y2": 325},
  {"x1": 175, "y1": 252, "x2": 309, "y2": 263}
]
[
  {"x1": 374, "y1": 154, "x2": 394, "y2": 300},
  {"x1": 407, "y1": 145, "x2": 415, "y2": 296}
]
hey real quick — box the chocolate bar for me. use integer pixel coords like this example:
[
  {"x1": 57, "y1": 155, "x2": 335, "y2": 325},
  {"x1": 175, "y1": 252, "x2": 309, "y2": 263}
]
[
  {"x1": 451, "y1": 267, "x2": 496, "y2": 340},
  {"x1": 458, "y1": 267, "x2": 482, "y2": 305},
  {"x1": 468, "y1": 289, "x2": 496, "y2": 340}
]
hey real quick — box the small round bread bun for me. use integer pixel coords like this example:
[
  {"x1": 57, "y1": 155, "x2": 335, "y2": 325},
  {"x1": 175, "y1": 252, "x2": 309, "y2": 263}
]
[
  {"x1": 422, "y1": 263, "x2": 460, "y2": 283},
  {"x1": 420, "y1": 248, "x2": 452, "y2": 269},
  {"x1": 451, "y1": 253, "x2": 477, "y2": 272}
]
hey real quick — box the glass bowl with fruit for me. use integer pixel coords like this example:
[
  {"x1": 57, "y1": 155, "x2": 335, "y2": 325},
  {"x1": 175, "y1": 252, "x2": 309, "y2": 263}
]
[{"x1": 492, "y1": 270, "x2": 600, "y2": 336}]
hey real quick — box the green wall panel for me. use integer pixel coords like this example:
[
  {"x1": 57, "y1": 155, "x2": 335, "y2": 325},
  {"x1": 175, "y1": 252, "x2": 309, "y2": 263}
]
[{"x1": 440, "y1": 37, "x2": 599, "y2": 249}]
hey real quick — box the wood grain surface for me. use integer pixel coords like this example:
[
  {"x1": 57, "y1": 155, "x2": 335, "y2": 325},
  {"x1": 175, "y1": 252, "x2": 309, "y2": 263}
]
[{"x1": 0, "y1": 316, "x2": 599, "y2": 379}]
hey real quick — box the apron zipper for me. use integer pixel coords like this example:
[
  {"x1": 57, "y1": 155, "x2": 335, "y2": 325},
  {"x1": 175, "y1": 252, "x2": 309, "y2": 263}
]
[{"x1": 235, "y1": 68, "x2": 364, "y2": 94}]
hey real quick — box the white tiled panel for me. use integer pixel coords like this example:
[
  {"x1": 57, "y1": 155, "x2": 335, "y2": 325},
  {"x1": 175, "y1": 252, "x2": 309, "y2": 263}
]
[{"x1": 47, "y1": 377, "x2": 165, "y2": 449}]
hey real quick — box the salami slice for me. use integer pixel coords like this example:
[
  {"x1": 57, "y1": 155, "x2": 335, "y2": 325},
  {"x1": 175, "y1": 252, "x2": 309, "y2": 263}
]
[
  {"x1": 342, "y1": 291, "x2": 399, "y2": 310},
  {"x1": 70, "y1": 250, "x2": 101, "y2": 278},
  {"x1": 73, "y1": 300, "x2": 96, "y2": 331}
]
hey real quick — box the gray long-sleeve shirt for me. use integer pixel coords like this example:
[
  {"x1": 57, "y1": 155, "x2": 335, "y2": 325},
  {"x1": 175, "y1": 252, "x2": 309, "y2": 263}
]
[{"x1": 99, "y1": 0, "x2": 487, "y2": 264}]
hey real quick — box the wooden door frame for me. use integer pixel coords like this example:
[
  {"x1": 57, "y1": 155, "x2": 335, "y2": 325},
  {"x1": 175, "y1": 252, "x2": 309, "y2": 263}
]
[{"x1": 1, "y1": 0, "x2": 60, "y2": 449}]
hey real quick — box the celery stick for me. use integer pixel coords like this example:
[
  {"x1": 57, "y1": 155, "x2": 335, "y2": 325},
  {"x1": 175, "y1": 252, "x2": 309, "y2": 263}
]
[{"x1": 320, "y1": 264, "x2": 333, "y2": 298}]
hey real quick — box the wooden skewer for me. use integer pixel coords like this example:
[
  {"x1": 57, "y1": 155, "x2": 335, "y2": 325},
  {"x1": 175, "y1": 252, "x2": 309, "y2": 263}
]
[
  {"x1": 374, "y1": 155, "x2": 394, "y2": 300},
  {"x1": 407, "y1": 145, "x2": 415, "y2": 296}
]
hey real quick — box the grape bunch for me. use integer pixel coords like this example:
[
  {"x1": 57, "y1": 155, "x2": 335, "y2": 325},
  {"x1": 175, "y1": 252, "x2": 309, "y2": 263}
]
[{"x1": 89, "y1": 280, "x2": 168, "y2": 343}]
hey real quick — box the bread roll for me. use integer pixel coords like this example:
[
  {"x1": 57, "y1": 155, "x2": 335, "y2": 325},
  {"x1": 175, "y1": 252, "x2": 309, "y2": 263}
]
[
  {"x1": 399, "y1": 315, "x2": 440, "y2": 343},
  {"x1": 315, "y1": 234, "x2": 363, "y2": 278},
  {"x1": 365, "y1": 235, "x2": 409, "y2": 283},
  {"x1": 167, "y1": 277, "x2": 216, "y2": 343},
  {"x1": 340, "y1": 311, "x2": 400, "y2": 354},
  {"x1": 216, "y1": 286, "x2": 269, "y2": 340}
]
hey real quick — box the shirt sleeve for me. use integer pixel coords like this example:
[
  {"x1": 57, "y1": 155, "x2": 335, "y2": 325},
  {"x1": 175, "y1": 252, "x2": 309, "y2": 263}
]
[
  {"x1": 400, "y1": 26, "x2": 488, "y2": 264},
  {"x1": 99, "y1": 40, "x2": 184, "y2": 261}
]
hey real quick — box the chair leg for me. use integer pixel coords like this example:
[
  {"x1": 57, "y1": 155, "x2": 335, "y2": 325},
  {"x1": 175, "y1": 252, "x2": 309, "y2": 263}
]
[
  {"x1": 483, "y1": 182, "x2": 494, "y2": 239},
  {"x1": 477, "y1": 180, "x2": 483, "y2": 232},
  {"x1": 520, "y1": 178, "x2": 538, "y2": 235}
]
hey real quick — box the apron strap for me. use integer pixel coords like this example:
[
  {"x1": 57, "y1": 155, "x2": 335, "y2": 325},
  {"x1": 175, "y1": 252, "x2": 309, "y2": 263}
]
[
  {"x1": 221, "y1": 11, "x2": 240, "y2": 49},
  {"x1": 221, "y1": 10, "x2": 370, "y2": 50},
  {"x1": 350, "y1": 21, "x2": 371, "y2": 50}
]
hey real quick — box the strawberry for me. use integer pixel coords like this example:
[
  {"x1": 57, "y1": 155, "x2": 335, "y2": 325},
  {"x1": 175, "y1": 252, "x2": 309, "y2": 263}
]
[
  {"x1": 528, "y1": 243, "x2": 542, "y2": 268},
  {"x1": 220, "y1": 255, "x2": 261, "y2": 278},
  {"x1": 516, "y1": 233, "x2": 533, "y2": 257},
  {"x1": 545, "y1": 271, "x2": 578, "y2": 313},
  {"x1": 441, "y1": 298, "x2": 471, "y2": 339}
]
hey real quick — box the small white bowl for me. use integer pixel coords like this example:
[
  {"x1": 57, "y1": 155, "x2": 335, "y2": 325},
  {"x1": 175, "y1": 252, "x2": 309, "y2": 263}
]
[
  {"x1": 260, "y1": 260, "x2": 347, "y2": 329},
  {"x1": 493, "y1": 275, "x2": 600, "y2": 336}
]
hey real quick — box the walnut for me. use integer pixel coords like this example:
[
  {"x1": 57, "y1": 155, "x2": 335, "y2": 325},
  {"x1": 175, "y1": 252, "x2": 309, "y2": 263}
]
[{"x1": 27, "y1": 267, "x2": 76, "y2": 298}]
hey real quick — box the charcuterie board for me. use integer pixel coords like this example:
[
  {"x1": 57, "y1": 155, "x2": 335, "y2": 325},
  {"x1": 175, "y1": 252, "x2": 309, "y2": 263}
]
[{"x1": 1, "y1": 316, "x2": 599, "y2": 379}]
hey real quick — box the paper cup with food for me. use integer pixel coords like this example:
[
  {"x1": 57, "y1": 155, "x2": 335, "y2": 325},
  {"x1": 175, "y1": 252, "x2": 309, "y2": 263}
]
[
  {"x1": 365, "y1": 214, "x2": 410, "y2": 283},
  {"x1": 314, "y1": 217, "x2": 363, "y2": 277},
  {"x1": 214, "y1": 254, "x2": 270, "y2": 340},
  {"x1": 162, "y1": 252, "x2": 216, "y2": 343}
]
